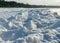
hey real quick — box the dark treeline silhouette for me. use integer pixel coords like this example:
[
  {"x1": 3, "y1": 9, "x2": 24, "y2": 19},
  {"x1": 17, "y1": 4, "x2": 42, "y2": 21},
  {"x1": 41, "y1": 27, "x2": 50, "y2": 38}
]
[
  {"x1": 0, "y1": 1, "x2": 28, "y2": 7},
  {"x1": 0, "y1": 0, "x2": 60, "y2": 8}
]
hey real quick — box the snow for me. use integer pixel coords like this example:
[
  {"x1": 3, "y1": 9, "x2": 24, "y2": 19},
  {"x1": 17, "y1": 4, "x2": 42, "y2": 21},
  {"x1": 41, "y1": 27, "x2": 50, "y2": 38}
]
[
  {"x1": 0, "y1": 8, "x2": 60, "y2": 43},
  {"x1": 0, "y1": 25, "x2": 7, "y2": 31},
  {"x1": 50, "y1": 8, "x2": 60, "y2": 16},
  {"x1": 9, "y1": 22, "x2": 13, "y2": 27}
]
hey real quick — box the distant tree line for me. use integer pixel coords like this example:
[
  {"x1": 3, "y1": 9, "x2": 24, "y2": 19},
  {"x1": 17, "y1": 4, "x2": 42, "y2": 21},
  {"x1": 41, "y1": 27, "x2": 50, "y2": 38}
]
[
  {"x1": 0, "y1": 0, "x2": 29, "y2": 7},
  {"x1": 0, "y1": 0, "x2": 60, "y2": 8},
  {"x1": 0, "y1": 0, "x2": 41, "y2": 7}
]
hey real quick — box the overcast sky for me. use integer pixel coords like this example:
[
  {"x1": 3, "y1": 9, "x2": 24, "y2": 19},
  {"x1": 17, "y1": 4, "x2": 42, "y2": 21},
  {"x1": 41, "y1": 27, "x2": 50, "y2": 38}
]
[{"x1": 5, "y1": 0, "x2": 60, "y2": 5}]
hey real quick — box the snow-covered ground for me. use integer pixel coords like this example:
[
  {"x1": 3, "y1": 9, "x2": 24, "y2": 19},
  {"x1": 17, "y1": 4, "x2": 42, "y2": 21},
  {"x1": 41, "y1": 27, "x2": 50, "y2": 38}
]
[
  {"x1": 0, "y1": 8, "x2": 60, "y2": 43},
  {"x1": 0, "y1": 8, "x2": 60, "y2": 18}
]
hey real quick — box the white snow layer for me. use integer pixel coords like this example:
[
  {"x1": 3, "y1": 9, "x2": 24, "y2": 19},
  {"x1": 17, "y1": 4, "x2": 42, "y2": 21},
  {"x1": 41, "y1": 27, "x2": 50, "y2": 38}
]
[{"x1": 0, "y1": 8, "x2": 60, "y2": 43}]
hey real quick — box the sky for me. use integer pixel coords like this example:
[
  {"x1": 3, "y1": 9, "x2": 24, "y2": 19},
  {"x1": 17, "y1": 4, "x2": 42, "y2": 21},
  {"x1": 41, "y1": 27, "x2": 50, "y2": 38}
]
[{"x1": 5, "y1": 0, "x2": 60, "y2": 5}]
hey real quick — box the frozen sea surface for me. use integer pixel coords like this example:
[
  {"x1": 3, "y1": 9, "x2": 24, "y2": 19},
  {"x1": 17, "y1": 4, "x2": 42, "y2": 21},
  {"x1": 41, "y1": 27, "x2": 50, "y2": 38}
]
[{"x1": 0, "y1": 8, "x2": 60, "y2": 43}]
